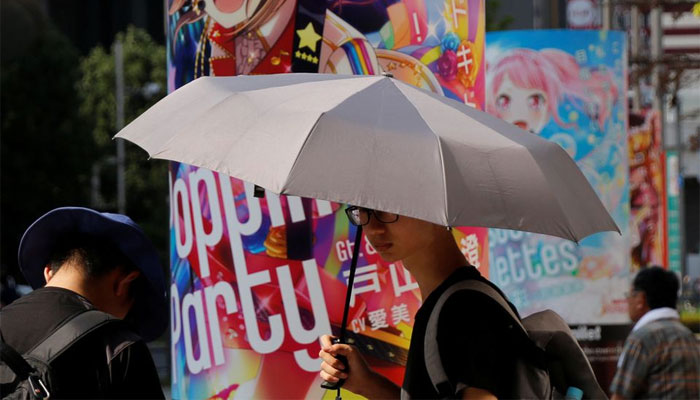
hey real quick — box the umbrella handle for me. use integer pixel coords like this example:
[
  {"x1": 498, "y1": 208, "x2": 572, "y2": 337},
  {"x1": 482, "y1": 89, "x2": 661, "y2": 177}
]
[
  {"x1": 320, "y1": 224, "x2": 363, "y2": 393},
  {"x1": 320, "y1": 338, "x2": 349, "y2": 391}
]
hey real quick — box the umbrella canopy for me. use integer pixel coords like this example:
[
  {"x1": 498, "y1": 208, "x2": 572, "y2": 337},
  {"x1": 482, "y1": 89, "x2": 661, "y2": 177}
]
[{"x1": 115, "y1": 73, "x2": 619, "y2": 242}]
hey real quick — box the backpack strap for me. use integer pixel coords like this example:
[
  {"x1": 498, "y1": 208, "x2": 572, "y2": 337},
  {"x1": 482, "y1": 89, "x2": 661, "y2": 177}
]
[
  {"x1": 424, "y1": 279, "x2": 529, "y2": 397},
  {"x1": 0, "y1": 339, "x2": 34, "y2": 379},
  {"x1": 26, "y1": 309, "x2": 118, "y2": 363},
  {"x1": 0, "y1": 310, "x2": 118, "y2": 400}
]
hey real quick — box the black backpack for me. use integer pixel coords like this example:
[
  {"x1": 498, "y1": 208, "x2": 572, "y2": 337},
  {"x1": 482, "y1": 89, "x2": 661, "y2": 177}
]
[
  {"x1": 422, "y1": 279, "x2": 607, "y2": 399},
  {"x1": 0, "y1": 310, "x2": 117, "y2": 400}
]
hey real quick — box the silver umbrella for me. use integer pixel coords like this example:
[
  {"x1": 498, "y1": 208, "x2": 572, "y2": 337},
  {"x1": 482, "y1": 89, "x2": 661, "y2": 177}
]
[{"x1": 115, "y1": 72, "x2": 619, "y2": 390}]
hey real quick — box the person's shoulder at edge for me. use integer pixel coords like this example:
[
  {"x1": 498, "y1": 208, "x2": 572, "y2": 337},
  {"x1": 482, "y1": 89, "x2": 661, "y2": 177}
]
[{"x1": 631, "y1": 317, "x2": 693, "y2": 341}]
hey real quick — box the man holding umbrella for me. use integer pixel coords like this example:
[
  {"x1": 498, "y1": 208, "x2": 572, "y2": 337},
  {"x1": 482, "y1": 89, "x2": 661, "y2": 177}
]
[
  {"x1": 0, "y1": 207, "x2": 167, "y2": 399},
  {"x1": 113, "y1": 73, "x2": 620, "y2": 399},
  {"x1": 318, "y1": 208, "x2": 524, "y2": 399}
]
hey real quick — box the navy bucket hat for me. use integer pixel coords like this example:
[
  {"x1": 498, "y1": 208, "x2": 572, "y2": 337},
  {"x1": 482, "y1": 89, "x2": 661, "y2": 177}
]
[{"x1": 18, "y1": 207, "x2": 168, "y2": 342}]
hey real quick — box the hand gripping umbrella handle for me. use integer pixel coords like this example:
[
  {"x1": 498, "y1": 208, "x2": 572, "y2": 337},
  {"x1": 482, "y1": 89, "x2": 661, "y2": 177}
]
[
  {"x1": 320, "y1": 338, "x2": 349, "y2": 390},
  {"x1": 320, "y1": 225, "x2": 363, "y2": 393}
]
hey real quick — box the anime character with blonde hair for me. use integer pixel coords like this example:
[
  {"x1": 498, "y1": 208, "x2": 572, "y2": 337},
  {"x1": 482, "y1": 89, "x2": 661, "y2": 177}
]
[
  {"x1": 168, "y1": 0, "x2": 485, "y2": 105},
  {"x1": 168, "y1": 0, "x2": 295, "y2": 82}
]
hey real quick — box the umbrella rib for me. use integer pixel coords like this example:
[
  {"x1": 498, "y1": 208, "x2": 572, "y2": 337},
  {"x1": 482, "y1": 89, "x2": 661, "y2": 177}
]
[
  {"x1": 148, "y1": 90, "x2": 245, "y2": 159},
  {"x1": 280, "y1": 111, "x2": 327, "y2": 194},
  {"x1": 482, "y1": 155, "x2": 511, "y2": 229},
  {"x1": 529, "y1": 145, "x2": 609, "y2": 241},
  {"x1": 391, "y1": 83, "x2": 451, "y2": 226},
  {"x1": 434, "y1": 136, "x2": 450, "y2": 227},
  {"x1": 541, "y1": 146, "x2": 585, "y2": 241},
  {"x1": 281, "y1": 77, "x2": 386, "y2": 197}
]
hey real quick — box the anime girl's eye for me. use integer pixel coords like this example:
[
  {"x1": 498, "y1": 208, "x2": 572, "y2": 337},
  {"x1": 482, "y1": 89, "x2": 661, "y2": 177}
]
[
  {"x1": 527, "y1": 94, "x2": 546, "y2": 109},
  {"x1": 496, "y1": 94, "x2": 511, "y2": 110}
]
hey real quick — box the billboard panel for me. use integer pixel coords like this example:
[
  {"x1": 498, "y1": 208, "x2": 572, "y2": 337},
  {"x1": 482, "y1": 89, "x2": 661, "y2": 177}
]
[
  {"x1": 485, "y1": 30, "x2": 630, "y2": 324},
  {"x1": 666, "y1": 150, "x2": 682, "y2": 274},
  {"x1": 166, "y1": 1, "x2": 486, "y2": 398},
  {"x1": 628, "y1": 110, "x2": 667, "y2": 271}
]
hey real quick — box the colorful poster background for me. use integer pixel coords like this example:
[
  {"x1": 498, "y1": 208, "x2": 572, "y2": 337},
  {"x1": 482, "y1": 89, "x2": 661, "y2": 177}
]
[
  {"x1": 485, "y1": 30, "x2": 630, "y2": 324},
  {"x1": 166, "y1": 1, "x2": 486, "y2": 398},
  {"x1": 628, "y1": 110, "x2": 667, "y2": 271}
]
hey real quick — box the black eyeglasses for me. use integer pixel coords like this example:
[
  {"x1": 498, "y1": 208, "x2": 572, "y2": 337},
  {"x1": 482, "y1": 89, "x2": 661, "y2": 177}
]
[{"x1": 345, "y1": 206, "x2": 399, "y2": 226}]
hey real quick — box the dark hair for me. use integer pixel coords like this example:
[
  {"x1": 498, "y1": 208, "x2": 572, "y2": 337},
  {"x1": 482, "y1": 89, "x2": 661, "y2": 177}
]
[
  {"x1": 633, "y1": 266, "x2": 679, "y2": 309},
  {"x1": 48, "y1": 234, "x2": 137, "y2": 278}
]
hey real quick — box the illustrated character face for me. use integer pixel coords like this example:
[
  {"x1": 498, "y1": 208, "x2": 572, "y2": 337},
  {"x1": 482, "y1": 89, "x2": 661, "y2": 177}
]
[
  {"x1": 494, "y1": 75, "x2": 549, "y2": 134},
  {"x1": 204, "y1": 0, "x2": 263, "y2": 28}
]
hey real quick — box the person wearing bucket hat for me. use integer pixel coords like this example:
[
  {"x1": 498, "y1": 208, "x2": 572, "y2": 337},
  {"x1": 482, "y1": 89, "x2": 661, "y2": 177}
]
[{"x1": 0, "y1": 207, "x2": 167, "y2": 399}]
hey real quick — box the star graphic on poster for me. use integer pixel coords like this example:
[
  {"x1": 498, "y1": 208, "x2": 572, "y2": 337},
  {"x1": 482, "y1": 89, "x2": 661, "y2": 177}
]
[{"x1": 296, "y1": 22, "x2": 321, "y2": 52}]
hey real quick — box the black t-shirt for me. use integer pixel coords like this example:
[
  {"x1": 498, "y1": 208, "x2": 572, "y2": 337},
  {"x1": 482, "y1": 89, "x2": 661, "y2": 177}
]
[
  {"x1": 0, "y1": 287, "x2": 164, "y2": 399},
  {"x1": 402, "y1": 266, "x2": 526, "y2": 399}
]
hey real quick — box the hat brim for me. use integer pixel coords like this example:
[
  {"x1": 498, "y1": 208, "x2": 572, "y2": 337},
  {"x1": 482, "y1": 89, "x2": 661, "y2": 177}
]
[{"x1": 18, "y1": 207, "x2": 167, "y2": 342}]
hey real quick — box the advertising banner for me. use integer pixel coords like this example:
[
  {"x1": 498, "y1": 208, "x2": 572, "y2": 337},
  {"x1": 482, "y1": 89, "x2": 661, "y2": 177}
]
[
  {"x1": 485, "y1": 30, "x2": 630, "y2": 324},
  {"x1": 665, "y1": 150, "x2": 682, "y2": 274},
  {"x1": 628, "y1": 110, "x2": 667, "y2": 271},
  {"x1": 166, "y1": 1, "x2": 486, "y2": 398}
]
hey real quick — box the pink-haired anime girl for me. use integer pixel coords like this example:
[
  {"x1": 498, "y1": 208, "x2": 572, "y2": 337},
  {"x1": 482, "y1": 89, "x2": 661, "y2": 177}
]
[
  {"x1": 487, "y1": 47, "x2": 627, "y2": 259},
  {"x1": 487, "y1": 48, "x2": 617, "y2": 135}
]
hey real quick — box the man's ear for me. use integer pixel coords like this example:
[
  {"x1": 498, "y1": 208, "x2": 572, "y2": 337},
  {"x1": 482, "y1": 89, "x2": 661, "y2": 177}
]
[
  {"x1": 639, "y1": 291, "x2": 649, "y2": 310},
  {"x1": 44, "y1": 265, "x2": 54, "y2": 284},
  {"x1": 115, "y1": 270, "x2": 141, "y2": 298}
]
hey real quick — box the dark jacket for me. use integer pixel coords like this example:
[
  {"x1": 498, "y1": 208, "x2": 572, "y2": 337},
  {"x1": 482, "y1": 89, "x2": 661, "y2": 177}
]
[{"x1": 0, "y1": 287, "x2": 164, "y2": 399}]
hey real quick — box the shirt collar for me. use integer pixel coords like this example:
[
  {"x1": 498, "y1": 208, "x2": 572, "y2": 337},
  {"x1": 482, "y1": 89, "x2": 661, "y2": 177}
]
[{"x1": 632, "y1": 307, "x2": 680, "y2": 332}]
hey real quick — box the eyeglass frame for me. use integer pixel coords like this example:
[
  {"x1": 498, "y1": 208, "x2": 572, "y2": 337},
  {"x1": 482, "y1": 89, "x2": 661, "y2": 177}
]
[{"x1": 345, "y1": 206, "x2": 400, "y2": 226}]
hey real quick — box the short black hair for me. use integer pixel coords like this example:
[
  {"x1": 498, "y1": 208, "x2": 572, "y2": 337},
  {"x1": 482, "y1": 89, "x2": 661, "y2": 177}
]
[
  {"x1": 48, "y1": 234, "x2": 137, "y2": 278},
  {"x1": 632, "y1": 266, "x2": 679, "y2": 309}
]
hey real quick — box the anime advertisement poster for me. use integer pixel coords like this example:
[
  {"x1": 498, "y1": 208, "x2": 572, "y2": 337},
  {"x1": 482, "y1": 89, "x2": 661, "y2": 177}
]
[
  {"x1": 166, "y1": 1, "x2": 486, "y2": 398},
  {"x1": 167, "y1": 0, "x2": 485, "y2": 106},
  {"x1": 485, "y1": 30, "x2": 630, "y2": 324},
  {"x1": 628, "y1": 110, "x2": 667, "y2": 271}
]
